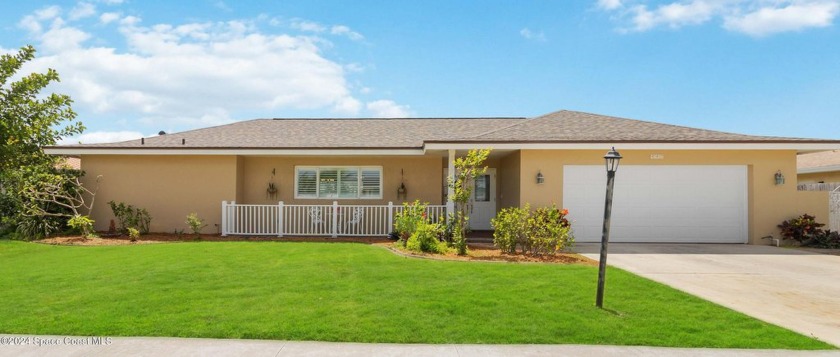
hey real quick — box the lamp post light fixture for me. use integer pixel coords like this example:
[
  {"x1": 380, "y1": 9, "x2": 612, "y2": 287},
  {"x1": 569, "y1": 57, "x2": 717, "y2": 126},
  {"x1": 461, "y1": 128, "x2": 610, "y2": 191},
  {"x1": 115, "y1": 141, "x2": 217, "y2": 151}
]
[
  {"x1": 596, "y1": 147, "x2": 622, "y2": 308},
  {"x1": 536, "y1": 171, "x2": 545, "y2": 184}
]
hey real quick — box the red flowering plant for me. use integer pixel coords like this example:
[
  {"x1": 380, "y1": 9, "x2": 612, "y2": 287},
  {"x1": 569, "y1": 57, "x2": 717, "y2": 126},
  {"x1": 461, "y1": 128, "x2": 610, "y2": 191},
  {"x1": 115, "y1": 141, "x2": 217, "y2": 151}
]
[{"x1": 777, "y1": 214, "x2": 824, "y2": 243}]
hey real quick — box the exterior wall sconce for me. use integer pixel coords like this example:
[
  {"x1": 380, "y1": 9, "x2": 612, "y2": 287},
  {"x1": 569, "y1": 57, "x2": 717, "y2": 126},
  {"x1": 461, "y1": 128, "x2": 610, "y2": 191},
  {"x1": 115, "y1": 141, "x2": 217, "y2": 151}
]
[
  {"x1": 536, "y1": 171, "x2": 545, "y2": 184},
  {"x1": 774, "y1": 170, "x2": 785, "y2": 185},
  {"x1": 267, "y1": 168, "x2": 278, "y2": 200},
  {"x1": 397, "y1": 169, "x2": 407, "y2": 200}
]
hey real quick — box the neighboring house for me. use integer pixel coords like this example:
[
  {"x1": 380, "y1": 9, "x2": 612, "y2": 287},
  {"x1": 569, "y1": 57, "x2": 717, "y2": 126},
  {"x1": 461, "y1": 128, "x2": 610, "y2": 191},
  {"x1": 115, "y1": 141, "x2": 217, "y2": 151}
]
[
  {"x1": 55, "y1": 156, "x2": 81, "y2": 170},
  {"x1": 45, "y1": 110, "x2": 840, "y2": 244},
  {"x1": 798, "y1": 150, "x2": 840, "y2": 185}
]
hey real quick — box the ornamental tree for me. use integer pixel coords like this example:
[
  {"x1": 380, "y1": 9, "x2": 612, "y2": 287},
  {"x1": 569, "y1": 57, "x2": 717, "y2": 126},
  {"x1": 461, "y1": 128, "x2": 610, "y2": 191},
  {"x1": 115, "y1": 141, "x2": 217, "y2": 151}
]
[
  {"x1": 447, "y1": 148, "x2": 490, "y2": 255},
  {"x1": 0, "y1": 45, "x2": 86, "y2": 238}
]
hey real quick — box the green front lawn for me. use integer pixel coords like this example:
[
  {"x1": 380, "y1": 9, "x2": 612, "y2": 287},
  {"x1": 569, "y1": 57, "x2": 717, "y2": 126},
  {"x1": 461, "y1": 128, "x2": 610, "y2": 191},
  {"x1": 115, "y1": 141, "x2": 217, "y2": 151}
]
[{"x1": 0, "y1": 240, "x2": 832, "y2": 349}]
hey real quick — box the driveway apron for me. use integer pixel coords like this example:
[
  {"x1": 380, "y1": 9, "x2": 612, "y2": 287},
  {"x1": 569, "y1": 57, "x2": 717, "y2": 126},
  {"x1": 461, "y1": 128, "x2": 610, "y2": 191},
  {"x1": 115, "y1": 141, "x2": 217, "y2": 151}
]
[{"x1": 577, "y1": 243, "x2": 840, "y2": 347}]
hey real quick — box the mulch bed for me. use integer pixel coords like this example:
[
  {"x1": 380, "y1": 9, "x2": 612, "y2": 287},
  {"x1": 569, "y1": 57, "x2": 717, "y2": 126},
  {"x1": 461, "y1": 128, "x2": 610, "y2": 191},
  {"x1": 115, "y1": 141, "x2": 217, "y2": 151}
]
[{"x1": 34, "y1": 234, "x2": 595, "y2": 264}]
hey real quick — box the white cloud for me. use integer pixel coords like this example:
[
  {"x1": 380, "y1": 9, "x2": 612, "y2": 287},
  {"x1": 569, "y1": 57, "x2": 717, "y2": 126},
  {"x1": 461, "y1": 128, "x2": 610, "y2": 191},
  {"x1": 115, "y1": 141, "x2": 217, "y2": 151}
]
[
  {"x1": 14, "y1": 6, "x2": 408, "y2": 131},
  {"x1": 366, "y1": 100, "x2": 412, "y2": 118},
  {"x1": 290, "y1": 19, "x2": 326, "y2": 33},
  {"x1": 40, "y1": 18, "x2": 92, "y2": 53},
  {"x1": 598, "y1": 0, "x2": 840, "y2": 36},
  {"x1": 724, "y1": 1, "x2": 840, "y2": 36},
  {"x1": 330, "y1": 25, "x2": 364, "y2": 41},
  {"x1": 628, "y1": 1, "x2": 716, "y2": 31},
  {"x1": 214, "y1": 1, "x2": 232, "y2": 12},
  {"x1": 598, "y1": 0, "x2": 623, "y2": 10},
  {"x1": 519, "y1": 28, "x2": 547, "y2": 41},
  {"x1": 18, "y1": 5, "x2": 61, "y2": 33},
  {"x1": 69, "y1": 2, "x2": 96, "y2": 20},
  {"x1": 99, "y1": 12, "x2": 120, "y2": 24},
  {"x1": 60, "y1": 130, "x2": 144, "y2": 145}
]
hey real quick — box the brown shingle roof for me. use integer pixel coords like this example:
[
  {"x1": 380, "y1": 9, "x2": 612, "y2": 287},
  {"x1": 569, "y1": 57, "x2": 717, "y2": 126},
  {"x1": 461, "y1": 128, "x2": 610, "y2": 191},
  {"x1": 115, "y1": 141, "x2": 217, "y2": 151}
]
[
  {"x1": 62, "y1": 118, "x2": 524, "y2": 149},
  {"x1": 49, "y1": 110, "x2": 839, "y2": 150},
  {"x1": 798, "y1": 150, "x2": 840, "y2": 170},
  {"x1": 448, "y1": 110, "x2": 825, "y2": 143}
]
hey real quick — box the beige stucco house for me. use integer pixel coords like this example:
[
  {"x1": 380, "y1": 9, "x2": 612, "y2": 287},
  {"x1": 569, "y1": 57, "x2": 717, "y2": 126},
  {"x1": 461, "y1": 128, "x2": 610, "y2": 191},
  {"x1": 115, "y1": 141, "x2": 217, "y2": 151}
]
[
  {"x1": 798, "y1": 150, "x2": 840, "y2": 185},
  {"x1": 46, "y1": 110, "x2": 840, "y2": 244}
]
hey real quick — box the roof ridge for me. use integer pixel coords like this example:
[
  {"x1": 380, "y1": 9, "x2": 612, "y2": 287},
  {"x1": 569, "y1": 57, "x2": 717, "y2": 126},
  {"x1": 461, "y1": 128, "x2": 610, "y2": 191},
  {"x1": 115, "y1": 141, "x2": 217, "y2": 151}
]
[
  {"x1": 557, "y1": 110, "x2": 804, "y2": 141},
  {"x1": 268, "y1": 117, "x2": 525, "y2": 121},
  {"x1": 462, "y1": 115, "x2": 542, "y2": 139}
]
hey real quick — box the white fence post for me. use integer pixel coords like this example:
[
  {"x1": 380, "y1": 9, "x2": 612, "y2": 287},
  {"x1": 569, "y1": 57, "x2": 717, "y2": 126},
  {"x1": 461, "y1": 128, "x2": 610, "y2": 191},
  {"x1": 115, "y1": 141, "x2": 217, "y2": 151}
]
[
  {"x1": 221, "y1": 201, "x2": 228, "y2": 236},
  {"x1": 387, "y1": 201, "x2": 394, "y2": 235},
  {"x1": 331, "y1": 201, "x2": 339, "y2": 238},
  {"x1": 278, "y1": 201, "x2": 284, "y2": 237}
]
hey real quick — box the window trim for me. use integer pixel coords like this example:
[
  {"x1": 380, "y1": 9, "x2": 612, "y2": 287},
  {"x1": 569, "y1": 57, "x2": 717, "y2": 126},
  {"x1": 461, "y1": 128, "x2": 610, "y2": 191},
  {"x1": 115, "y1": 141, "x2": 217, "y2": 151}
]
[{"x1": 294, "y1": 166, "x2": 383, "y2": 200}]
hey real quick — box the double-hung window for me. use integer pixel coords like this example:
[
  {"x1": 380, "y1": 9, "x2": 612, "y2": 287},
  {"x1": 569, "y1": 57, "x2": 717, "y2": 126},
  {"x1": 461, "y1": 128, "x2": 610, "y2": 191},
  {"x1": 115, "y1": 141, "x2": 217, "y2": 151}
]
[{"x1": 295, "y1": 166, "x2": 382, "y2": 199}]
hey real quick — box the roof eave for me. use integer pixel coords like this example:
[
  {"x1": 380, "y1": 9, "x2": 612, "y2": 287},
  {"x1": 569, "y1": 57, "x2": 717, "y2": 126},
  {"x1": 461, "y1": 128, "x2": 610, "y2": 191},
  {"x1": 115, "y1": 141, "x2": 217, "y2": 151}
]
[
  {"x1": 798, "y1": 164, "x2": 840, "y2": 174},
  {"x1": 423, "y1": 141, "x2": 840, "y2": 152},
  {"x1": 44, "y1": 147, "x2": 426, "y2": 156}
]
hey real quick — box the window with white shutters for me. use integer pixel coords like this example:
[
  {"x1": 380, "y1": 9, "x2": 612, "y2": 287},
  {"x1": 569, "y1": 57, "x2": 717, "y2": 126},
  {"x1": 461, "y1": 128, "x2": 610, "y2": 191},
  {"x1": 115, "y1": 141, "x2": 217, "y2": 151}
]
[{"x1": 295, "y1": 167, "x2": 382, "y2": 199}]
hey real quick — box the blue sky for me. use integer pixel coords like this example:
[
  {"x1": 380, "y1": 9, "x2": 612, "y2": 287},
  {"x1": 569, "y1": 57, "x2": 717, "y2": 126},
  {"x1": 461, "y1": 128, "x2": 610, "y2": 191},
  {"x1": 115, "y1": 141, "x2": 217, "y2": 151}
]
[{"x1": 1, "y1": 0, "x2": 839, "y2": 143}]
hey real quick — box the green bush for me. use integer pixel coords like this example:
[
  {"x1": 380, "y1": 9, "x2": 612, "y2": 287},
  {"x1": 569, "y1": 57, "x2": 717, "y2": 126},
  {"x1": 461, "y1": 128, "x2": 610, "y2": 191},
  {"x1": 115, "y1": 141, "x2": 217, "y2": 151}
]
[
  {"x1": 67, "y1": 215, "x2": 96, "y2": 238},
  {"x1": 491, "y1": 205, "x2": 529, "y2": 254},
  {"x1": 108, "y1": 201, "x2": 152, "y2": 234},
  {"x1": 127, "y1": 227, "x2": 140, "y2": 242},
  {"x1": 491, "y1": 204, "x2": 574, "y2": 256},
  {"x1": 186, "y1": 213, "x2": 207, "y2": 239},
  {"x1": 16, "y1": 216, "x2": 63, "y2": 240},
  {"x1": 406, "y1": 220, "x2": 447, "y2": 253},
  {"x1": 527, "y1": 205, "x2": 573, "y2": 255},
  {"x1": 393, "y1": 200, "x2": 427, "y2": 241}
]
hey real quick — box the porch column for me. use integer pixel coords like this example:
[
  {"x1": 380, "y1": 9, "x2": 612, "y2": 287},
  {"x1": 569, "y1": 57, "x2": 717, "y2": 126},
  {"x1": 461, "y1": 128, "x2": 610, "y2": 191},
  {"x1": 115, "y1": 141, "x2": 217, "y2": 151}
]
[{"x1": 446, "y1": 149, "x2": 455, "y2": 222}]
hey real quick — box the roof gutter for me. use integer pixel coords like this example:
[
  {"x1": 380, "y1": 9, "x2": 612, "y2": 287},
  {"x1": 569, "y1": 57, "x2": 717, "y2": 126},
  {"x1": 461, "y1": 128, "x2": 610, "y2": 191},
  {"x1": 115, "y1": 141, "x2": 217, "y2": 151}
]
[
  {"x1": 423, "y1": 142, "x2": 840, "y2": 152},
  {"x1": 43, "y1": 148, "x2": 427, "y2": 156}
]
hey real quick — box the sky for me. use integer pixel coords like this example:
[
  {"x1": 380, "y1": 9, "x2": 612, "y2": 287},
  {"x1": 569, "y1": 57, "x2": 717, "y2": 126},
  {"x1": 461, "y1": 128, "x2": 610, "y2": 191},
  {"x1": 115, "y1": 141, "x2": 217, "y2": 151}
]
[{"x1": 1, "y1": 0, "x2": 839, "y2": 144}]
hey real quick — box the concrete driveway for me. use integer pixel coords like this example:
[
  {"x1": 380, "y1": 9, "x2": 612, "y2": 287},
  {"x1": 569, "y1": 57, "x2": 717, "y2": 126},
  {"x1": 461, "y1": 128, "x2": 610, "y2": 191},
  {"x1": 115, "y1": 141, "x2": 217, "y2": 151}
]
[{"x1": 576, "y1": 243, "x2": 840, "y2": 347}]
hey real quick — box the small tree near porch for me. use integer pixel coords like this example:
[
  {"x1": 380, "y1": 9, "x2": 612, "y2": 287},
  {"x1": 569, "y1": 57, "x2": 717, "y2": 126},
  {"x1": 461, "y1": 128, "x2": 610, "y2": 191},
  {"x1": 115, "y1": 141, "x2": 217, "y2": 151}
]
[{"x1": 448, "y1": 148, "x2": 490, "y2": 255}]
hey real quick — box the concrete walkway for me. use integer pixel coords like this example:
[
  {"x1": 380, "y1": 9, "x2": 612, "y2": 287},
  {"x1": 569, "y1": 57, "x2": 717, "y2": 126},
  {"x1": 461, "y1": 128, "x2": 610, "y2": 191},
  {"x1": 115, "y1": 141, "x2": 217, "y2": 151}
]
[
  {"x1": 576, "y1": 243, "x2": 840, "y2": 347},
  {"x1": 1, "y1": 335, "x2": 838, "y2": 357}
]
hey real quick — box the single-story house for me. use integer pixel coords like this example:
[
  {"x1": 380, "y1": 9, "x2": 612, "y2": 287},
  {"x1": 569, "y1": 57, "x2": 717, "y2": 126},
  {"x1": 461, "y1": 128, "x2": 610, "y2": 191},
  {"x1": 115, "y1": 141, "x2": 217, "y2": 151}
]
[
  {"x1": 45, "y1": 110, "x2": 840, "y2": 244},
  {"x1": 798, "y1": 150, "x2": 840, "y2": 185}
]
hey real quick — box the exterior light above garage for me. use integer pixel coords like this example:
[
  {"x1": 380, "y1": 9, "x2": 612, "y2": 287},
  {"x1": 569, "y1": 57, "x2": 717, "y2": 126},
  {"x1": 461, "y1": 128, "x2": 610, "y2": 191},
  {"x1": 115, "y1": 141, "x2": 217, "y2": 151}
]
[{"x1": 774, "y1": 170, "x2": 785, "y2": 185}]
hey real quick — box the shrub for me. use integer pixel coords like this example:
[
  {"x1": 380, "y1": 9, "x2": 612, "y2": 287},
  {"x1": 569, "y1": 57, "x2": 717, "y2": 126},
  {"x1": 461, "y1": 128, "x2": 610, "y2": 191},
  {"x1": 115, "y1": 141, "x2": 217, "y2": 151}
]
[
  {"x1": 778, "y1": 214, "x2": 824, "y2": 243},
  {"x1": 127, "y1": 227, "x2": 140, "y2": 242},
  {"x1": 808, "y1": 230, "x2": 840, "y2": 249},
  {"x1": 15, "y1": 216, "x2": 62, "y2": 240},
  {"x1": 526, "y1": 206, "x2": 573, "y2": 255},
  {"x1": 491, "y1": 205, "x2": 529, "y2": 254},
  {"x1": 108, "y1": 201, "x2": 152, "y2": 234},
  {"x1": 186, "y1": 213, "x2": 207, "y2": 239},
  {"x1": 491, "y1": 204, "x2": 574, "y2": 256},
  {"x1": 67, "y1": 215, "x2": 96, "y2": 238},
  {"x1": 393, "y1": 200, "x2": 427, "y2": 241},
  {"x1": 406, "y1": 220, "x2": 447, "y2": 254}
]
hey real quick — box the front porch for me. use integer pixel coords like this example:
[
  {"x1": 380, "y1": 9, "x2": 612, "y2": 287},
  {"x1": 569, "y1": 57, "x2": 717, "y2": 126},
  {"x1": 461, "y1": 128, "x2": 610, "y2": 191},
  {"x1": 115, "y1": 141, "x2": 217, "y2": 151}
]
[{"x1": 221, "y1": 201, "x2": 447, "y2": 237}]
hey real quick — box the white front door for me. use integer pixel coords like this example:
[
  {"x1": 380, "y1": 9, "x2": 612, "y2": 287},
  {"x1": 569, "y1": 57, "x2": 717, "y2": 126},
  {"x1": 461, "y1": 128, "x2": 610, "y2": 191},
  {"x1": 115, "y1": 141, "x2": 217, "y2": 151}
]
[{"x1": 469, "y1": 168, "x2": 496, "y2": 230}]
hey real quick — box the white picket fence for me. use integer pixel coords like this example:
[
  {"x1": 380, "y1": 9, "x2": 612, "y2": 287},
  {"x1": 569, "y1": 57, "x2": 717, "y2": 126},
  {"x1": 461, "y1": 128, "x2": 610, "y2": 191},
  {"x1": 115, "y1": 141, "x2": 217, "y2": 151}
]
[
  {"x1": 221, "y1": 201, "x2": 447, "y2": 237},
  {"x1": 830, "y1": 188, "x2": 840, "y2": 233}
]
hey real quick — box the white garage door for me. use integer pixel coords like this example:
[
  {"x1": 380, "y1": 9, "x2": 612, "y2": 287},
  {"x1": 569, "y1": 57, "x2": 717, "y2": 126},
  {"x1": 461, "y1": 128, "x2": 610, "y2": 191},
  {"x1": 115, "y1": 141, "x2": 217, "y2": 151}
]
[{"x1": 563, "y1": 165, "x2": 747, "y2": 243}]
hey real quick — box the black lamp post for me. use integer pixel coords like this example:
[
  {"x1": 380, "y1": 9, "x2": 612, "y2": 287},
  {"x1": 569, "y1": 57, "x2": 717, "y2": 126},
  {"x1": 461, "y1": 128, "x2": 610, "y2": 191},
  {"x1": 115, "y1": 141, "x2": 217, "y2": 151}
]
[{"x1": 596, "y1": 147, "x2": 622, "y2": 308}]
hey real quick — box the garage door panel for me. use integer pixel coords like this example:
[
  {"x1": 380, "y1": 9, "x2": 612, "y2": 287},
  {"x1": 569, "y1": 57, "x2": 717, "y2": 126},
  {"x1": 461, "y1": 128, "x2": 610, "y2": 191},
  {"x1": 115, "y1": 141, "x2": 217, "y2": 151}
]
[{"x1": 563, "y1": 165, "x2": 747, "y2": 243}]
